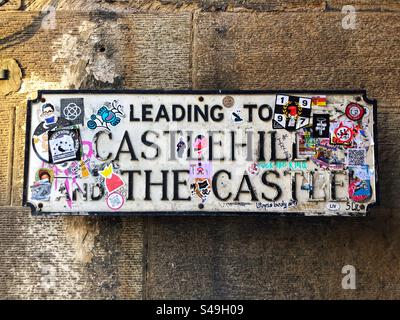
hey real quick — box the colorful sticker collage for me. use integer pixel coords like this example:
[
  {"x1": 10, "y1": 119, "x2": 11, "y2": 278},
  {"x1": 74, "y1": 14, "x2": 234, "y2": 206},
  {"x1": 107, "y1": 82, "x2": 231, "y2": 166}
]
[
  {"x1": 30, "y1": 99, "x2": 127, "y2": 211},
  {"x1": 290, "y1": 95, "x2": 374, "y2": 203}
]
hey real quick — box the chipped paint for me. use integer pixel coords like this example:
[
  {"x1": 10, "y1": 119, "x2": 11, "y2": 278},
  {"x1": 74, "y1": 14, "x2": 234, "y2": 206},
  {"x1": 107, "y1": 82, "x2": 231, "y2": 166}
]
[{"x1": 52, "y1": 20, "x2": 120, "y2": 87}]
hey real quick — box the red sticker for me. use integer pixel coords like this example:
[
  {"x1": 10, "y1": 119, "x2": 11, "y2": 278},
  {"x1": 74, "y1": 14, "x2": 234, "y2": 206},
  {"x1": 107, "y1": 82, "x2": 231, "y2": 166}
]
[
  {"x1": 331, "y1": 122, "x2": 354, "y2": 145},
  {"x1": 345, "y1": 102, "x2": 365, "y2": 121}
]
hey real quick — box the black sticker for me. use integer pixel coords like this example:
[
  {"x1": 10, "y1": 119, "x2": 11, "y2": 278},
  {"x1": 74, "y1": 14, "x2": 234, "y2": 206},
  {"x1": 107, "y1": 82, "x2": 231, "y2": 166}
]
[
  {"x1": 312, "y1": 114, "x2": 330, "y2": 138},
  {"x1": 60, "y1": 98, "x2": 85, "y2": 125},
  {"x1": 273, "y1": 94, "x2": 312, "y2": 131},
  {"x1": 231, "y1": 109, "x2": 244, "y2": 123},
  {"x1": 48, "y1": 128, "x2": 81, "y2": 164}
]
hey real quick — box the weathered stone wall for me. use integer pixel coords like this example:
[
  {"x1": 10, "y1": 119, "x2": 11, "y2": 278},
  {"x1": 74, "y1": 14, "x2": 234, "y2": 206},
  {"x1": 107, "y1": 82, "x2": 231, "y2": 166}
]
[{"x1": 1, "y1": 0, "x2": 399, "y2": 299}]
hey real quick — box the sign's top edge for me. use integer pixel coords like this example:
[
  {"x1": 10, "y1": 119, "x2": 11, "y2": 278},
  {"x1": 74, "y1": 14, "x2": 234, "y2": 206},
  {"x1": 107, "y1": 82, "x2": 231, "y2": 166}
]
[
  {"x1": 30, "y1": 89, "x2": 376, "y2": 108},
  {"x1": 33, "y1": 89, "x2": 369, "y2": 95}
]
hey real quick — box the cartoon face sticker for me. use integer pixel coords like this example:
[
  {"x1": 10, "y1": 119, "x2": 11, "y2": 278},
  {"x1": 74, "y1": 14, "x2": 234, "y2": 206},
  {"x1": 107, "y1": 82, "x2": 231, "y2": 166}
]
[
  {"x1": 33, "y1": 103, "x2": 72, "y2": 163},
  {"x1": 40, "y1": 103, "x2": 57, "y2": 126},
  {"x1": 36, "y1": 168, "x2": 54, "y2": 183}
]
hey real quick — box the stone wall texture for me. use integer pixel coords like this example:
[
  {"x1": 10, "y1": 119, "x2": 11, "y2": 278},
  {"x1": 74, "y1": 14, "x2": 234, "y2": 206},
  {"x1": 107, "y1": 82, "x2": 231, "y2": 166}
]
[{"x1": 0, "y1": 0, "x2": 399, "y2": 299}]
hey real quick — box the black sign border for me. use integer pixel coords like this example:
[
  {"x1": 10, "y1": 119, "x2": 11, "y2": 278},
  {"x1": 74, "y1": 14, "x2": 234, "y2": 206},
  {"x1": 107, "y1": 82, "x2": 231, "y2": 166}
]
[{"x1": 23, "y1": 89, "x2": 379, "y2": 217}]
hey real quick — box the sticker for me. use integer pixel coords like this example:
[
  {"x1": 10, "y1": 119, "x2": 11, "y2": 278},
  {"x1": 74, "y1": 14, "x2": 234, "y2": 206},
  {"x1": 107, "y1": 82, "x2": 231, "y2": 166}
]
[
  {"x1": 99, "y1": 164, "x2": 125, "y2": 193},
  {"x1": 189, "y1": 161, "x2": 212, "y2": 179},
  {"x1": 351, "y1": 165, "x2": 371, "y2": 180},
  {"x1": 176, "y1": 137, "x2": 186, "y2": 158},
  {"x1": 193, "y1": 135, "x2": 208, "y2": 157},
  {"x1": 223, "y1": 96, "x2": 235, "y2": 108},
  {"x1": 345, "y1": 102, "x2": 365, "y2": 121},
  {"x1": 33, "y1": 103, "x2": 72, "y2": 162},
  {"x1": 247, "y1": 162, "x2": 260, "y2": 176},
  {"x1": 35, "y1": 168, "x2": 54, "y2": 183},
  {"x1": 48, "y1": 128, "x2": 81, "y2": 164},
  {"x1": 60, "y1": 98, "x2": 84, "y2": 125},
  {"x1": 347, "y1": 148, "x2": 366, "y2": 167},
  {"x1": 353, "y1": 124, "x2": 371, "y2": 148},
  {"x1": 298, "y1": 128, "x2": 316, "y2": 156},
  {"x1": 231, "y1": 109, "x2": 244, "y2": 124},
  {"x1": 80, "y1": 160, "x2": 90, "y2": 178},
  {"x1": 312, "y1": 96, "x2": 327, "y2": 107},
  {"x1": 39, "y1": 103, "x2": 58, "y2": 126},
  {"x1": 35, "y1": 105, "x2": 71, "y2": 135},
  {"x1": 31, "y1": 180, "x2": 52, "y2": 201},
  {"x1": 190, "y1": 178, "x2": 211, "y2": 204},
  {"x1": 106, "y1": 192, "x2": 125, "y2": 210},
  {"x1": 69, "y1": 161, "x2": 81, "y2": 177},
  {"x1": 273, "y1": 94, "x2": 312, "y2": 131},
  {"x1": 87, "y1": 100, "x2": 124, "y2": 131},
  {"x1": 30, "y1": 168, "x2": 54, "y2": 201},
  {"x1": 312, "y1": 145, "x2": 345, "y2": 170},
  {"x1": 330, "y1": 121, "x2": 355, "y2": 146},
  {"x1": 317, "y1": 138, "x2": 337, "y2": 150},
  {"x1": 349, "y1": 166, "x2": 372, "y2": 202},
  {"x1": 326, "y1": 202, "x2": 340, "y2": 211},
  {"x1": 312, "y1": 114, "x2": 330, "y2": 138}
]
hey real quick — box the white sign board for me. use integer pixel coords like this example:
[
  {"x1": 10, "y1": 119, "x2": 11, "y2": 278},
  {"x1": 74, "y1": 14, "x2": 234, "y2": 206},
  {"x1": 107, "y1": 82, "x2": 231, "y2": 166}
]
[{"x1": 23, "y1": 90, "x2": 378, "y2": 216}]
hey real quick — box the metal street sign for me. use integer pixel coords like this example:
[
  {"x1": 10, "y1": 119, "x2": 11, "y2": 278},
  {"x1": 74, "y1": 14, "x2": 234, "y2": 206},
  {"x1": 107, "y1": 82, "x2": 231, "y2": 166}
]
[{"x1": 23, "y1": 90, "x2": 378, "y2": 216}]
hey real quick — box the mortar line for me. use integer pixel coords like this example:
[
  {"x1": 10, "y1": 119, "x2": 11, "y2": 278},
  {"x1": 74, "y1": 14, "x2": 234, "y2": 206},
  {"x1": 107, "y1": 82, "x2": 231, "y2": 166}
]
[
  {"x1": 142, "y1": 215, "x2": 150, "y2": 300},
  {"x1": 9, "y1": 106, "x2": 16, "y2": 206},
  {"x1": 189, "y1": 11, "x2": 196, "y2": 89}
]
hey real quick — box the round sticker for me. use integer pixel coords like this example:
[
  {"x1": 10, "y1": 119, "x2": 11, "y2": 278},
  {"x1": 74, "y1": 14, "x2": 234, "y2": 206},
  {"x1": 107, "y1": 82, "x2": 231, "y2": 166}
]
[
  {"x1": 345, "y1": 102, "x2": 365, "y2": 121},
  {"x1": 247, "y1": 162, "x2": 260, "y2": 176},
  {"x1": 106, "y1": 192, "x2": 125, "y2": 210},
  {"x1": 223, "y1": 96, "x2": 235, "y2": 108},
  {"x1": 334, "y1": 125, "x2": 353, "y2": 144}
]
